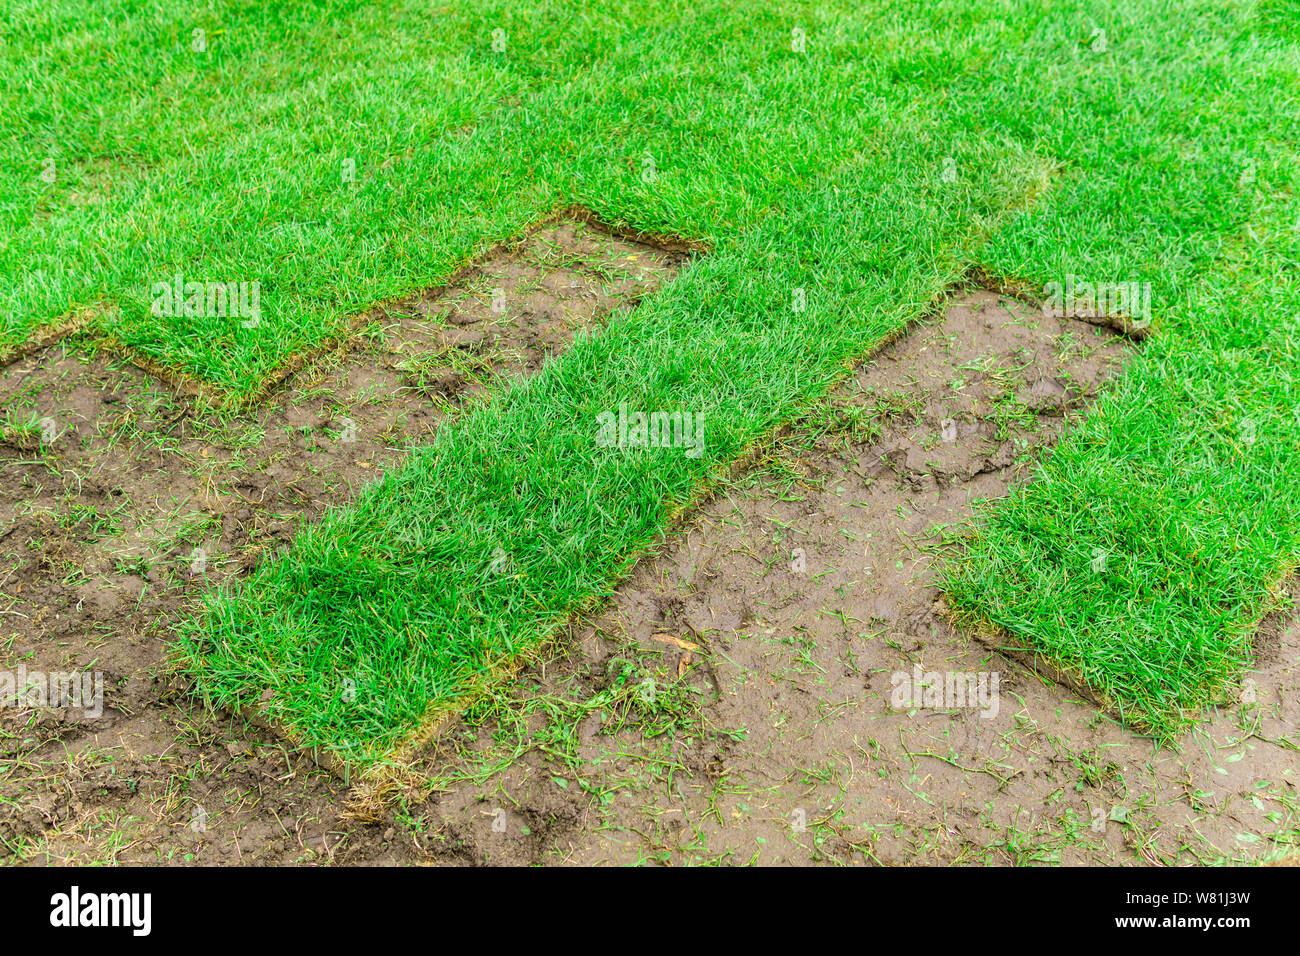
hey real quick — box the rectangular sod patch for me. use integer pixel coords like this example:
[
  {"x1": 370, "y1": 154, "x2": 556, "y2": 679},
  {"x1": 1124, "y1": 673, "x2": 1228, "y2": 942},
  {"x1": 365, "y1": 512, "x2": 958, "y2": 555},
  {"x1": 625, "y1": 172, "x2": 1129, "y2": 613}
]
[{"x1": 944, "y1": 212, "x2": 1300, "y2": 737}]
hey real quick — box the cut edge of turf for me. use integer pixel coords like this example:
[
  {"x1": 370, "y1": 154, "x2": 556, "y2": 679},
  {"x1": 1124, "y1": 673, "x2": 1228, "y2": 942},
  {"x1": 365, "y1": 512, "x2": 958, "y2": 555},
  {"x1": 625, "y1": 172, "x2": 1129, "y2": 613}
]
[
  {"x1": 205, "y1": 204, "x2": 709, "y2": 414},
  {"x1": 964, "y1": 265, "x2": 1154, "y2": 342},
  {"x1": 0, "y1": 205, "x2": 710, "y2": 417},
  {"x1": 942, "y1": 548, "x2": 1300, "y2": 742},
  {"x1": 0, "y1": 301, "x2": 233, "y2": 409},
  {"x1": 0, "y1": 304, "x2": 101, "y2": 366}
]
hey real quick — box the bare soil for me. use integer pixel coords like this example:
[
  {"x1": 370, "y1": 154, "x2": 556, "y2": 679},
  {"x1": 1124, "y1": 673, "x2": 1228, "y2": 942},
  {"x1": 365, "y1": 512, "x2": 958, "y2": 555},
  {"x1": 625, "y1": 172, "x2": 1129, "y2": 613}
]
[{"x1": 2, "y1": 232, "x2": 1294, "y2": 865}]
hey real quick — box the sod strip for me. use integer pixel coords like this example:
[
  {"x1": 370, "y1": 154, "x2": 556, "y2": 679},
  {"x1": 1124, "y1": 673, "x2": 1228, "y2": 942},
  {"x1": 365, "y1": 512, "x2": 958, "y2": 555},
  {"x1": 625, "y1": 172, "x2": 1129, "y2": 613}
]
[
  {"x1": 945, "y1": 204, "x2": 1300, "y2": 737},
  {"x1": 181, "y1": 142, "x2": 1048, "y2": 767}
]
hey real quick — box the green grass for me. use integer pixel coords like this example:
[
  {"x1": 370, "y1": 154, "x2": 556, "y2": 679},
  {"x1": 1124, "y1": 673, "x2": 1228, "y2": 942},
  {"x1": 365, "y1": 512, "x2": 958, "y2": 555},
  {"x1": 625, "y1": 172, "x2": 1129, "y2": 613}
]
[
  {"x1": 945, "y1": 205, "x2": 1300, "y2": 734},
  {"x1": 5, "y1": 0, "x2": 1298, "y2": 762}
]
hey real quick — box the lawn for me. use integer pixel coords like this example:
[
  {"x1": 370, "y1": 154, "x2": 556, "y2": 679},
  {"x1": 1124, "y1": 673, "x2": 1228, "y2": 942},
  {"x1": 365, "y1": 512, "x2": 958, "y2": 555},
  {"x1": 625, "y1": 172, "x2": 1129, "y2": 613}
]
[{"x1": 5, "y1": 0, "x2": 1298, "y2": 767}]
